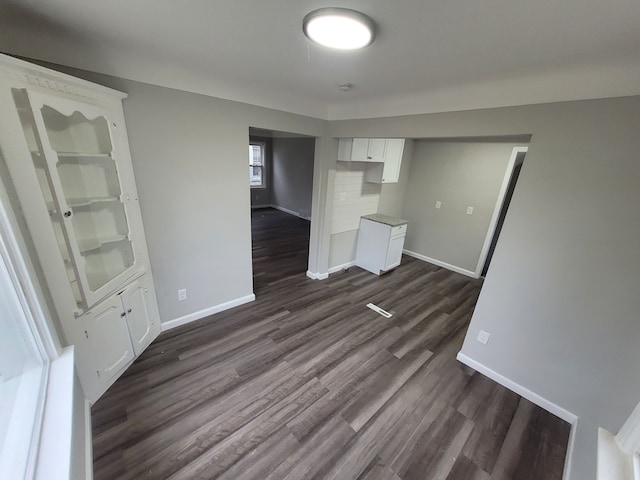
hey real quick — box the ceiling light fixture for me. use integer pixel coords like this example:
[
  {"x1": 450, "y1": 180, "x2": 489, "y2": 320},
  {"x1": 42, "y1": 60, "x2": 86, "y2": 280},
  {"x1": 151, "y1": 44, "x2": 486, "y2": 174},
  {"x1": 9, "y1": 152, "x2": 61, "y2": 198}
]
[{"x1": 303, "y1": 8, "x2": 376, "y2": 50}]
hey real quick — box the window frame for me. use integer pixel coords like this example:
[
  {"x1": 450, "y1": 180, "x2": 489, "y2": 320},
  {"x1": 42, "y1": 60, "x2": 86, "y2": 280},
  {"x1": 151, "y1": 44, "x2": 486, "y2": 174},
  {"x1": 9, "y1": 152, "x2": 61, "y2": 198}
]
[
  {"x1": 0, "y1": 189, "x2": 60, "y2": 479},
  {"x1": 249, "y1": 141, "x2": 267, "y2": 189}
]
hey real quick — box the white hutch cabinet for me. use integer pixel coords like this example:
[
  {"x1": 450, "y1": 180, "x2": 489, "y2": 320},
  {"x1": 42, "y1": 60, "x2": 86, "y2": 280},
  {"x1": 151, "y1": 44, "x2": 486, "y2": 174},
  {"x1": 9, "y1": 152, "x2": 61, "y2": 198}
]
[{"x1": 0, "y1": 54, "x2": 161, "y2": 402}]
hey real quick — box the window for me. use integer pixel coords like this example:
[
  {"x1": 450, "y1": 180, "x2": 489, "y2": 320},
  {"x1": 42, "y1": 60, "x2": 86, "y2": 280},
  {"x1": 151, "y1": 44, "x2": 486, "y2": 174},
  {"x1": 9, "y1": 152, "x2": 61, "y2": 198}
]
[
  {"x1": 0, "y1": 197, "x2": 57, "y2": 479},
  {"x1": 249, "y1": 142, "x2": 266, "y2": 188}
]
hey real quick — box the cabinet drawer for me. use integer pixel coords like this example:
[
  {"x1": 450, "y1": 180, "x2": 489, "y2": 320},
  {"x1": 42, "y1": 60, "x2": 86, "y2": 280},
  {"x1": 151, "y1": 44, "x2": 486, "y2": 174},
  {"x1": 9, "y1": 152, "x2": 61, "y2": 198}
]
[{"x1": 391, "y1": 224, "x2": 407, "y2": 236}]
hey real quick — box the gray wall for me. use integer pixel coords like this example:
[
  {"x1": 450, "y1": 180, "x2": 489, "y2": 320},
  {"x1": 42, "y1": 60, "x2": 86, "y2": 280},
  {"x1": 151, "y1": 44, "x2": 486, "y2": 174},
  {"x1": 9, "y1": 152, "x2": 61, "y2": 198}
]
[
  {"x1": 249, "y1": 136, "x2": 272, "y2": 207},
  {"x1": 329, "y1": 96, "x2": 640, "y2": 480},
  {"x1": 402, "y1": 141, "x2": 524, "y2": 274},
  {"x1": 18, "y1": 59, "x2": 640, "y2": 480},
  {"x1": 272, "y1": 137, "x2": 314, "y2": 219},
  {"x1": 41, "y1": 64, "x2": 328, "y2": 325}
]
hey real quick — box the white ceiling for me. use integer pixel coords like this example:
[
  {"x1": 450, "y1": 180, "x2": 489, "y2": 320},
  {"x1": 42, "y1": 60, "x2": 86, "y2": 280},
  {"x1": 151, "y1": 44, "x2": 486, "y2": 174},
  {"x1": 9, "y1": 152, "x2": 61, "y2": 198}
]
[{"x1": 1, "y1": 0, "x2": 639, "y2": 120}]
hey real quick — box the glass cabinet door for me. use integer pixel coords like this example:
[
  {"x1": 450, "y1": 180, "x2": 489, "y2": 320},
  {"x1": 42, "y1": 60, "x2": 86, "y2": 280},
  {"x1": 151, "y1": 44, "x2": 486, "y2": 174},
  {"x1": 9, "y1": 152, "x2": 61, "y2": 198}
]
[{"x1": 20, "y1": 90, "x2": 143, "y2": 310}]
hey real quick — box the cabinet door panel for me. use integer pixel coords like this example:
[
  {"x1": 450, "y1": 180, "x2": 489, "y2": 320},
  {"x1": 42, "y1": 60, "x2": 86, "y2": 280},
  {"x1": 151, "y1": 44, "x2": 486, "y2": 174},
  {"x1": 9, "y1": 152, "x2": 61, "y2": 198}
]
[
  {"x1": 381, "y1": 139, "x2": 405, "y2": 183},
  {"x1": 121, "y1": 276, "x2": 161, "y2": 356},
  {"x1": 351, "y1": 138, "x2": 370, "y2": 162},
  {"x1": 385, "y1": 235, "x2": 405, "y2": 270},
  {"x1": 87, "y1": 296, "x2": 134, "y2": 382},
  {"x1": 25, "y1": 90, "x2": 145, "y2": 310},
  {"x1": 368, "y1": 139, "x2": 386, "y2": 162}
]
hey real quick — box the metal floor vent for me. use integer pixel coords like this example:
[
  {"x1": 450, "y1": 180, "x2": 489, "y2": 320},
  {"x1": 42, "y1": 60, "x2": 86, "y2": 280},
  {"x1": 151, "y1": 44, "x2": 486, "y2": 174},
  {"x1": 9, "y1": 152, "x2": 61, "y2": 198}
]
[{"x1": 366, "y1": 303, "x2": 393, "y2": 318}]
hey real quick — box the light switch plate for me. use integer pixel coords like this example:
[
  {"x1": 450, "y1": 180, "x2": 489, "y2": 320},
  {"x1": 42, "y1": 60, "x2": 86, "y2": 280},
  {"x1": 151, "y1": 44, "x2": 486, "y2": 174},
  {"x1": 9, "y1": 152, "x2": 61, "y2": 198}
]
[
  {"x1": 178, "y1": 289, "x2": 187, "y2": 301},
  {"x1": 435, "y1": 201, "x2": 442, "y2": 209},
  {"x1": 466, "y1": 206, "x2": 474, "y2": 215}
]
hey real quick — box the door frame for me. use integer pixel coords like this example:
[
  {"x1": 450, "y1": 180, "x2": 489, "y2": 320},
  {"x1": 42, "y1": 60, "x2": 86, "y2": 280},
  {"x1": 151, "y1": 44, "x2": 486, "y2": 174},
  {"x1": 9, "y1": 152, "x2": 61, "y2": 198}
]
[{"x1": 474, "y1": 146, "x2": 528, "y2": 277}]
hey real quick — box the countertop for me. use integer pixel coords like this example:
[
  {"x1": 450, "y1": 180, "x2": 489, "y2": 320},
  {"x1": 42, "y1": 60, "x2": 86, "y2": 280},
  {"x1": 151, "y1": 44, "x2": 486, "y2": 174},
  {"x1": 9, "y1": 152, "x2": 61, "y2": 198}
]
[{"x1": 361, "y1": 214, "x2": 408, "y2": 227}]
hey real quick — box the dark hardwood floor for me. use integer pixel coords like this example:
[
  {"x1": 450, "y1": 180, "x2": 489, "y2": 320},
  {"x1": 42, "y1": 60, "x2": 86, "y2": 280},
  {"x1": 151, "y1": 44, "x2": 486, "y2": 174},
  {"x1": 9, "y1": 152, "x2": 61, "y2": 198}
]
[
  {"x1": 92, "y1": 208, "x2": 570, "y2": 480},
  {"x1": 251, "y1": 208, "x2": 310, "y2": 295}
]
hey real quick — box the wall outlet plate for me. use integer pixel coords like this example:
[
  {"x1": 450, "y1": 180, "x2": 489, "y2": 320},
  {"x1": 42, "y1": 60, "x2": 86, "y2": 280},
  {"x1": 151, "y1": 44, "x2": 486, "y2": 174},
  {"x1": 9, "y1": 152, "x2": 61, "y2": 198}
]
[
  {"x1": 466, "y1": 206, "x2": 474, "y2": 215},
  {"x1": 178, "y1": 289, "x2": 187, "y2": 301},
  {"x1": 477, "y1": 330, "x2": 490, "y2": 344},
  {"x1": 435, "y1": 201, "x2": 442, "y2": 209}
]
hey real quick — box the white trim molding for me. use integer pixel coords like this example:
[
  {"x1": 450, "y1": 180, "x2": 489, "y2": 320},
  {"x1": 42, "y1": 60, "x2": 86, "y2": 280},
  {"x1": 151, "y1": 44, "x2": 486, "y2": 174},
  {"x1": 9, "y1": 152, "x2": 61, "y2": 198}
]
[
  {"x1": 84, "y1": 399, "x2": 93, "y2": 480},
  {"x1": 598, "y1": 428, "x2": 637, "y2": 480},
  {"x1": 161, "y1": 294, "x2": 256, "y2": 331},
  {"x1": 306, "y1": 270, "x2": 329, "y2": 280},
  {"x1": 474, "y1": 146, "x2": 528, "y2": 277},
  {"x1": 270, "y1": 204, "x2": 311, "y2": 221},
  {"x1": 456, "y1": 352, "x2": 579, "y2": 480},
  {"x1": 403, "y1": 249, "x2": 478, "y2": 278},
  {"x1": 328, "y1": 261, "x2": 356, "y2": 274},
  {"x1": 251, "y1": 204, "x2": 311, "y2": 221},
  {"x1": 456, "y1": 352, "x2": 577, "y2": 424}
]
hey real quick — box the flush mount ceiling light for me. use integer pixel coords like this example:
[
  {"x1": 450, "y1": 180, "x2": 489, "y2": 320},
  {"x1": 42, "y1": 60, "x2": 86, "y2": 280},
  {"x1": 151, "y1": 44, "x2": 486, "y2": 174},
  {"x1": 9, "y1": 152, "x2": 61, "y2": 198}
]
[{"x1": 303, "y1": 8, "x2": 376, "y2": 50}]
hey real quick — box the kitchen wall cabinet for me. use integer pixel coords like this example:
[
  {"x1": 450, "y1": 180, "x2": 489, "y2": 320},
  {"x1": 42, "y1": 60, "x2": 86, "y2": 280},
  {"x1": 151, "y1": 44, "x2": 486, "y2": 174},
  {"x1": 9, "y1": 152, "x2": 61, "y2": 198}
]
[
  {"x1": 337, "y1": 138, "x2": 405, "y2": 183},
  {"x1": 0, "y1": 54, "x2": 161, "y2": 402}
]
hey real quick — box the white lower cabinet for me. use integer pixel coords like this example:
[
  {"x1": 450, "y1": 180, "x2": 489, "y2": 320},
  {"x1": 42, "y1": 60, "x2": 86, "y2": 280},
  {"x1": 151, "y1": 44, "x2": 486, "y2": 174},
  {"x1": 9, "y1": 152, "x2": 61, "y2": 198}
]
[
  {"x1": 356, "y1": 217, "x2": 408, "y2": 275},
  {"x1": 85, "y1": 295, "x2": 135, "y2": 387},
  {"x1": 79, "y1": 274, "x2": 161, "y2": 401},
  {"x1": 121, "y1": 275, "x2": 161, "y2": 355}
]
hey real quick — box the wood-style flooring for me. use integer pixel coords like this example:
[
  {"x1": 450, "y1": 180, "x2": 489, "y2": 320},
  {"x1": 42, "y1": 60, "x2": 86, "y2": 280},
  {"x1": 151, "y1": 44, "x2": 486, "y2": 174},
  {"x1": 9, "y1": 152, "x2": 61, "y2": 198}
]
[{"x1": 92, "y1": 208, "x2": 570, "y2": 480}]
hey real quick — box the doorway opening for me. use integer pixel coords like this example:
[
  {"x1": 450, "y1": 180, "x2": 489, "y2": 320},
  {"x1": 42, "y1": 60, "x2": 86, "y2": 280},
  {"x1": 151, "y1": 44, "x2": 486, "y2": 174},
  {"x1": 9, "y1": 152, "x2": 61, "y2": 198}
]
[
  {"x1": 248, "y1": 127, "x2": 315, "y2": 295},
  {"x1": 479, "y1": 147, "x2": 527, "y2": 277}
]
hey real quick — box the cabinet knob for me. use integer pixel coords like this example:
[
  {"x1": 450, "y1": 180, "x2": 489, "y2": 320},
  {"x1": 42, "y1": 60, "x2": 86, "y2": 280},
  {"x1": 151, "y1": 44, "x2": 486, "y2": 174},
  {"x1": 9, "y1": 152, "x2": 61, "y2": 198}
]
[
  {"x1": 127, "y1": 308, "x2": 132, "y2": 313},
  {"x1": 63, "y1": 210, "x2": 72, "y2": 218},
  {"x1": 120, "y1": 312, "x2": 126, "y2": 317}
]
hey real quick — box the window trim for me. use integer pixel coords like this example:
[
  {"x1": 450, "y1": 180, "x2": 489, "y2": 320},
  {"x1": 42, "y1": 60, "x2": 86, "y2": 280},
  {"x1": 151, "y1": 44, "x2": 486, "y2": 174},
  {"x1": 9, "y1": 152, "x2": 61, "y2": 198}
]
[
  {"x1": 0, "y1": 189, "x2": 59, "y2": 479},
  {"x1": 249, "y1": 141, "x2": 267, "y2": 189}
]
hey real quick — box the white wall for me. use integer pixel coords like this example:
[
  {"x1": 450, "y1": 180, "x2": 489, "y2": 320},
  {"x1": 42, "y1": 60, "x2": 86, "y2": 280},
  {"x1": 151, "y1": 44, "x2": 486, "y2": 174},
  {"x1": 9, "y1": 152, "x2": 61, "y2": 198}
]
[
  {"x1": 329, "y1": 96, "x2": 640, "y2": 480},
  {"x1": 402, "y1": 141, "x2": 525, "y2": 274},
  {"x1": 271, "y1": 137, "x2": 314, "y2": 219}
]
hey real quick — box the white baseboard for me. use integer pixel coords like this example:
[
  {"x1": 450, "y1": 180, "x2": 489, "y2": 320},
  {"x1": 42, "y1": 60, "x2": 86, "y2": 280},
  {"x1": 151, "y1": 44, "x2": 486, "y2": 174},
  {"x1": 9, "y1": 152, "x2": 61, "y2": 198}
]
[
  {"x1": 328, "y1": 260, "x2": 356, "y2": 274},
  {"x1": 306, "y1": 270, "x2": 329, "y2": 280},
  {"x1": 456, "y1": 352, "x2": 578, "y2": 424},
  {"x1": 252, "y1": 204, "x2": 311, "y2": 221},
  {"x1": 403, "y1": 249, "x2": 478, "y2": 278},
  {"x1": 84, "y1": 399, "x2": 93, "y2": 480},
  {"x1": 270, "y1": 204, "x2": 311, "y2": 221},
  {"x1": 456, "y1": 351, "x2": 578, "y2": 480},
  {"x1": 161, "y1": 294, "x2": 256, "y2": 331}
]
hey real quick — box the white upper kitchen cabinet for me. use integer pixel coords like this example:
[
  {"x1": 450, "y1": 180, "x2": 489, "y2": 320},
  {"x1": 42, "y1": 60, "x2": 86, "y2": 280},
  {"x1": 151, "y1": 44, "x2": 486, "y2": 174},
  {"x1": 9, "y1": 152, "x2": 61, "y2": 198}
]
[{"x1": 337, "y1": 137, "x2": 405, "y2": 183}]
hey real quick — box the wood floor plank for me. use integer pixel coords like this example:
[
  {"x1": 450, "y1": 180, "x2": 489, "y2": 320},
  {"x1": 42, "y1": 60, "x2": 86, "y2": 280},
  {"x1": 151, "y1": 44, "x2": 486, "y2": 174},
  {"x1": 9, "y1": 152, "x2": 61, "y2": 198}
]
[{"x1": 92, "y1": 208, "x2": 571, "y2": 480}]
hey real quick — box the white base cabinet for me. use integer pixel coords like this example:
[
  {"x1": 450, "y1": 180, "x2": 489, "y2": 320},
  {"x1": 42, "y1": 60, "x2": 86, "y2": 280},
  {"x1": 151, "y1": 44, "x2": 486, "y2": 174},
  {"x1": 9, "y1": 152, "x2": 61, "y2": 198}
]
[
  {"x1": 0, "y1": 54, "x2": 161, "y2": 403},
  {"x1": 356, "y1": 217, "x2": 408, "y2": 275},
  {"x1": 76, "y1": 273, "x2": 160, "y2": 401}
]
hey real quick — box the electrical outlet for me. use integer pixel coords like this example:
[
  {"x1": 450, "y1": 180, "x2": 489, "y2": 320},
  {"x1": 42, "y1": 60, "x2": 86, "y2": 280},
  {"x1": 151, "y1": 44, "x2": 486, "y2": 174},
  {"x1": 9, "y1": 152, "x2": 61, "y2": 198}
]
[
  {"x1": 477, "y1": 330, "x2": 490, "y2": 344},
  {"x1": 178, "y1": 289, "x2": 187, "y2": 301},
  {"x1": 466, "y1": 206, "x2": 474, "y2": 215},
  {"x1": 435, "y1": 201, "x2": 442, "y2": 209}
]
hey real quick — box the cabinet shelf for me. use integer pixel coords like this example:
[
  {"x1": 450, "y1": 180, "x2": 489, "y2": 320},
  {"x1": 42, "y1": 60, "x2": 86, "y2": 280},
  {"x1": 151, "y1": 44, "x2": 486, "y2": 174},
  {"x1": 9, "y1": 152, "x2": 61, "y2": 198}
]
[
  {"x1": 77, "y1": 234, "x2": 128, "y2": 253},
  {"x1": 67, "y1": 196, "x2": 119, "y2": 208},
  {"x1": 56, "y1": 152, "x2": 112, "y2": 158}
]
